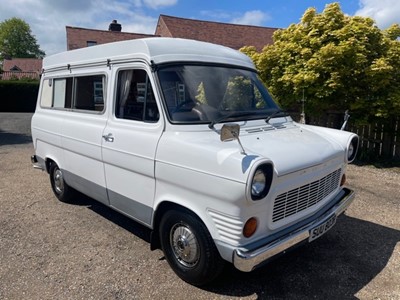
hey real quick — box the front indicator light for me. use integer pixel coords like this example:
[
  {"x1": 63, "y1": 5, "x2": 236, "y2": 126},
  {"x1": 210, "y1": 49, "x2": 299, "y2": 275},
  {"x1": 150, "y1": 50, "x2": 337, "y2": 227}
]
[{"x1": 243, "y1": 217, "x2": 258, "y2": 238}]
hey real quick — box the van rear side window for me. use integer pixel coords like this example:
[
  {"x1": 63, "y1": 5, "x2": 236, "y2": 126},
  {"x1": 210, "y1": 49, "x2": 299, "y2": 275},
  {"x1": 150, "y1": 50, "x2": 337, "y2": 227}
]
[
  {"x1": 40, "y1": 75, "x2": 105, "y2": 112},
  {"x1": 54, "y1": 78, "x2": 73, "y2": 108},
  {"x1": 40, "y1": 79, "x2": 52, "y2": 107},
  {"x1": 74, "y1": 75, "x2": 105, "y2": 111}
]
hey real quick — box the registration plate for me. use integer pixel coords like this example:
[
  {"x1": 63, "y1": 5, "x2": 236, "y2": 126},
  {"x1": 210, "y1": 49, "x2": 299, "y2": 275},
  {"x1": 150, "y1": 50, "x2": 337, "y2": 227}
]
[{"x1": 309, "y1": 214, "x2": 337, "y2": 242}]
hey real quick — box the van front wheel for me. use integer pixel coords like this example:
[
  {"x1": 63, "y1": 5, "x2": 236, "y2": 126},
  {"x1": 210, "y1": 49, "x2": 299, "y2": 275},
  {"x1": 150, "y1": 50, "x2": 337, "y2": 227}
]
[
  {"x1": 159, "y1": 209, "x2": 225, "y2": 286},
  {"x1": 49, "y1": 163, "x2": 75, "y2": 203}
]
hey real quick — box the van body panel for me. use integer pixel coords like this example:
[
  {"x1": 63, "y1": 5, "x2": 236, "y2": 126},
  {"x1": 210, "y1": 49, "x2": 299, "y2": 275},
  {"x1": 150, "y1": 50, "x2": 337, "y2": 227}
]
[
  {"x1": 62, "y1": 112, "x2": 109, "y2": 204},
  {"x1": 62, "y1": 169, "x2": 108, "y2": 205},
  {"x1": 102, "y1": 118, "x2": 163, "y2": 222}
]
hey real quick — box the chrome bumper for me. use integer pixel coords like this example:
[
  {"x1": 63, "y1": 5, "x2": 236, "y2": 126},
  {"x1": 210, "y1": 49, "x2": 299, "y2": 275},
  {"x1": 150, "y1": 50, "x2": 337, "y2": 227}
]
[
  {"x1": 31, "y1": 155, "x2": 45, "y2": 170},
  {"x1": 233, "y1": 188, "x2": 355, "y2": 272}
]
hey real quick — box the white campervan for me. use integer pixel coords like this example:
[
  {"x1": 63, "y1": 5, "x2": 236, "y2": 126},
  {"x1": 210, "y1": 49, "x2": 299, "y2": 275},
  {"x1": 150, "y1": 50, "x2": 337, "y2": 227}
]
[{"x1": 31, "y1": 37, "x2": 359, "y2": 286}]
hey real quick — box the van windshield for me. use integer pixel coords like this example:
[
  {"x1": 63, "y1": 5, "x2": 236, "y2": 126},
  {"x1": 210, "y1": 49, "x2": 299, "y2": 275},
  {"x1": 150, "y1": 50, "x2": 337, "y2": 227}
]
[{"x1": 157, "y1": 65, "x2": 280, "y2": 124}]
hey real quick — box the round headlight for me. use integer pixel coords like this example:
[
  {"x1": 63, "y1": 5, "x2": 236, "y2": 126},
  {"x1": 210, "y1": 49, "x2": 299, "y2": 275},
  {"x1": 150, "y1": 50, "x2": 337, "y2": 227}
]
[
  {"x1": 348, "y1": 143, "x2": 354, "y2": 158},
  {"x1": 347, "y1": 136, "x2": 359, "y2": 162},
  {"x1": 250, "y1": 164, "x2": 273, "y2": 200},
  {"x1": 252, "y1": 169, "x2": 266, "y2": 196}
]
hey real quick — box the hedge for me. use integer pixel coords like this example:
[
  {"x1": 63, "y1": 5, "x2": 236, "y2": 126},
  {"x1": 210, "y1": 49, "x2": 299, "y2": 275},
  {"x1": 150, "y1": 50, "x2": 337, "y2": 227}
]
[{"x1": 0, "y1": 80, "x2": 39, "y2": 112}]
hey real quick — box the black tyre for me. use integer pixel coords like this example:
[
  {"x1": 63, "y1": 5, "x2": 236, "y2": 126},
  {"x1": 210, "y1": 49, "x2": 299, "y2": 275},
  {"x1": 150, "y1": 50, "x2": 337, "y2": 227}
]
[
  {"x1": 159, "y1": 209, "x2": 225, "y2": 286},
  {"x1": 49, "y1": 163, "x2": 75, "y2": 203}
]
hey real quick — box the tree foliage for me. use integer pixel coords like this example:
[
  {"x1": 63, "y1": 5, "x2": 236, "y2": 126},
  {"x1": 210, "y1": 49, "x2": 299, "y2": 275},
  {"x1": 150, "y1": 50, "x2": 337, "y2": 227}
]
[
  {"x1": 241, "y1": 3, "x2": 400, "y2": 122},
  {"x1": 0, "y1": 17, "x2": 45, "y2": 60}
]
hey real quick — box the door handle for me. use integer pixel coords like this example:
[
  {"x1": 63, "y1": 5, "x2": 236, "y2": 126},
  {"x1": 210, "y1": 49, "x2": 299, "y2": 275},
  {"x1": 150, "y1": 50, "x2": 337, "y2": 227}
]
[{"x1": 102, "y1": 133, "x2": 114, "y2": 142}]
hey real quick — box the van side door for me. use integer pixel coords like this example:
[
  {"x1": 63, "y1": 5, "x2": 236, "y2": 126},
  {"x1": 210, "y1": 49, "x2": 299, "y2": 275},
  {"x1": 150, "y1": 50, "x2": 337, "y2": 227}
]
[
  {"x1": 102, "y1": 66, "x2": 163, "y2": 225},
  {"x1": 59, "y1": 73, "x2": 109, "y2": 205}
]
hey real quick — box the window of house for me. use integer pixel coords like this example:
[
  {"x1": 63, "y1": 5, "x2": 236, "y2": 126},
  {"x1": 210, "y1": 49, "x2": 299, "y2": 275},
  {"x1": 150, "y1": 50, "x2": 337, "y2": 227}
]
[
  {"x1": 10, "y1": 65, "x2": 22, "y2": 72},
  {"x1": 115, "y1": 69, "x2": 159, "y2": 122},
  {"x1": 87, "y1": 41, "x2": 97, "y2": 47}
]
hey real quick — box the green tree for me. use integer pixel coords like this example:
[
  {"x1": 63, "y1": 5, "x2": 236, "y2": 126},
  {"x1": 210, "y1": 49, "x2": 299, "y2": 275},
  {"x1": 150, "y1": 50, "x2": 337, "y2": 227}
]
[
  {"x1": 241, "y1": 3, "x2": 400, "y2": 122},
  {"x1": 0, "y1": 17, "x2": 45, "y2": 60}
]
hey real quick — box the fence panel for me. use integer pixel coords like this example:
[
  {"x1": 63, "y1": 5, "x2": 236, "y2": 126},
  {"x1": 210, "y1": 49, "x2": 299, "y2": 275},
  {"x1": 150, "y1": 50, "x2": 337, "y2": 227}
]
[
  {"x1": 293, "y1": 112, "x2": 399, "y2": 161},
  {"x1": 1, "y1": 71, "x2": 40, "y2": 80}
]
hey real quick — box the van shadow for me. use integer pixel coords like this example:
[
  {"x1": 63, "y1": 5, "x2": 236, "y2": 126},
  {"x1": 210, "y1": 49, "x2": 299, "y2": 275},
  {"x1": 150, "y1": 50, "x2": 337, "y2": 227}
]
[
  {"x1": 72, "y1": 194, "x2": 152, "y2": 243},
  {"x1": 0, "y1": 130, "x2": 32, "y2": 146},
  {"x1": 207, "y1": 215, "x2": 400, "y2": 299},
  {"x1": 73, "y1": 194, "x2": 399, "y2": 299}
]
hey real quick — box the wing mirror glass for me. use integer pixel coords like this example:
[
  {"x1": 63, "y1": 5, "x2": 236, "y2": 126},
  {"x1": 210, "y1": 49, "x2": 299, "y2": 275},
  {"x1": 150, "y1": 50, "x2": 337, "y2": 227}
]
[
  {"x1": 220, "y1": 124, "x2": 246, "y2": 155},
  {"x1": 220, "y1": 124, "x2": 240, "y2": 142}
]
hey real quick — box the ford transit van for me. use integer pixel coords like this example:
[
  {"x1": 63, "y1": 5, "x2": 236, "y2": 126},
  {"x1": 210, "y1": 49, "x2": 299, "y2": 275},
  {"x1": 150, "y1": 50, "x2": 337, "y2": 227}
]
[{"x1": 31, "y1": 37, "x2": 359, "y2": 286}]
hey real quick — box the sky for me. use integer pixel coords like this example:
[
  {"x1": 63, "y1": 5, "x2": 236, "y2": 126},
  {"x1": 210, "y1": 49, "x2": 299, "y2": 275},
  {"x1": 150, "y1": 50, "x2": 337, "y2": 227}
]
[{"x1": 1, "y1": 0, "x2": 400, "y2": 56}]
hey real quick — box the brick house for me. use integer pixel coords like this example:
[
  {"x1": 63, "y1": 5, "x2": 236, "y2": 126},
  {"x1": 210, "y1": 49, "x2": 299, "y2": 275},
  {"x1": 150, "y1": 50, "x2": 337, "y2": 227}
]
[
  {"x1": 155, "y1": 15, "x2": 276, "y2": 51},
  {"x1": 66, "y1": 15, "x2": 277, "y2": 52},
  {"x1": 66, "y1": 20, "x2": 157, "y2": 50},
  {"x1": 1, "y1": 58, "x2": 42, "y2": 80}
]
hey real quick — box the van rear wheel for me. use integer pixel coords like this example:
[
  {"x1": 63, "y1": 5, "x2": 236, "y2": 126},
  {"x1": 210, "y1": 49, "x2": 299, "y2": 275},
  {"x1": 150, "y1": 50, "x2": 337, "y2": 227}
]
[
  {"x1": 159, "y1": 209, "x2": 225, "y2": 286},
  {"x1": 49, "y1": 163, "x2": 75, "y2": 203}
]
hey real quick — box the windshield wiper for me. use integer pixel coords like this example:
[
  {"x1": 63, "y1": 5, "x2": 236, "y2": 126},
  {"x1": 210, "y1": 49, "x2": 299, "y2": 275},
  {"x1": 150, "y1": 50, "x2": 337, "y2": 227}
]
[
  {"x1": 208, "y1": 111, "x2": 257, "y2": 129},
  {"x1": 265, "y1": 109, "x2": 288, "y2": 124}
]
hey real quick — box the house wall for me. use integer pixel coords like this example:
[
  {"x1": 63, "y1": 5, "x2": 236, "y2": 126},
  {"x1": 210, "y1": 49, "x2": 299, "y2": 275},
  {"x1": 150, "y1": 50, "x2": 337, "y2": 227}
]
[
  {"x1": 66, "y1": 26, "x2": 157, "y2": 50},
  {"x1": 66, "y1": 16, "x2": 277, "y2": 52}
]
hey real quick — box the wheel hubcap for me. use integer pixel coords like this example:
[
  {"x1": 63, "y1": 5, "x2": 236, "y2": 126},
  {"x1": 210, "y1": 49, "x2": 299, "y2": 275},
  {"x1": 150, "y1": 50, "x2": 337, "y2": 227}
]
[
  {"x1": 53, "y1": 169, "x2": 64, "y2": 194},
  {"x1": 170, "y1": 224, "x2": 199, "y2": 267}
]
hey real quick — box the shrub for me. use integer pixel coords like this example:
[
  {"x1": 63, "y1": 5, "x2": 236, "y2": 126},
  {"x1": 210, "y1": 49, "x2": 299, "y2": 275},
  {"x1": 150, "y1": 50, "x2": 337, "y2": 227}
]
[{"x1": 0, "y1": 80, "x2": 39, "y2": 112}]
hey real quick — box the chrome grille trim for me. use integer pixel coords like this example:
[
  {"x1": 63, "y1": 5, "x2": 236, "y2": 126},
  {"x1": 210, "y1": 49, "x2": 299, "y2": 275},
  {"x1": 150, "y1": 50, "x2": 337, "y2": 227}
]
[{"x1": 272, "y1": 169, "x2": 342, "y2": 222}]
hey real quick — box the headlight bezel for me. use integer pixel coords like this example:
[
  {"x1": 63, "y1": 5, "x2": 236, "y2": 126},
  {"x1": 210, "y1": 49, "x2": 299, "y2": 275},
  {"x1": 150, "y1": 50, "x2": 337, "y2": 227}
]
[
  {"x1": 249, "y1": 163, "x2": 274, "y2": 201},
  {"x1": 347, "y1": 135, "x2": 359, "y2": 163}
]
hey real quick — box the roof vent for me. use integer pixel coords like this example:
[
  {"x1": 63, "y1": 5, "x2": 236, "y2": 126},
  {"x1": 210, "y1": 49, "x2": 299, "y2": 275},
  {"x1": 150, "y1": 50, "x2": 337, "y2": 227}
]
[{"x1": 109, "y1": 20, "x2": 122, "y2": 32}]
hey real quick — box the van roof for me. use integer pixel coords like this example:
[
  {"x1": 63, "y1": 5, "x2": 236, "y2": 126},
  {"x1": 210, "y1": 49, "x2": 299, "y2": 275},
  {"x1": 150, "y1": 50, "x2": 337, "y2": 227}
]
[{"x1": 43, "y1": 37, "x2": 255, "y2": 71}]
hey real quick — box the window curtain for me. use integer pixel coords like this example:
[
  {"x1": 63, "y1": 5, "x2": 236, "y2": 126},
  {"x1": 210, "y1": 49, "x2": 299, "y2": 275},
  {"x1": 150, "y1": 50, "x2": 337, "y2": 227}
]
[{"x1": 118, "y1": 70, "x2": 133, "y2": 117}]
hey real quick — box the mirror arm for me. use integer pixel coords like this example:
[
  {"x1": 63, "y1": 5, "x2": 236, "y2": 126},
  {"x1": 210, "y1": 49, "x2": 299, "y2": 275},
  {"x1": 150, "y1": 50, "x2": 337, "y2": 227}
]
[{"x1": 232, "y1": 131, "x2": 247, "y2": 155}]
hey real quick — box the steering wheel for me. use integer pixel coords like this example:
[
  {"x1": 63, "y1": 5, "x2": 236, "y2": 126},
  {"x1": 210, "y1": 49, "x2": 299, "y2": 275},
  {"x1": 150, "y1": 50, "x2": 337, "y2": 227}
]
[{"x1": 174, "y1": 100, "x2": 198, "y2": 113}]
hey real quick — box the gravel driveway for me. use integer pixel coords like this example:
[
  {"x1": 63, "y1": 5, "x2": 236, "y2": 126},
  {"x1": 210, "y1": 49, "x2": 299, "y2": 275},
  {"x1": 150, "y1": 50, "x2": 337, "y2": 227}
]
[{"x1": 0, "y1": 113, "x2": 399, "y2": 299}]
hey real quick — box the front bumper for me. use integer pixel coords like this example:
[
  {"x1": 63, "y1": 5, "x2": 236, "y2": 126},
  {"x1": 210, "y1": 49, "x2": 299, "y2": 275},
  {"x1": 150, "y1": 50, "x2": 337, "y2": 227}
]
[{"x1": 233, "y1": 187, "x2": 355, "y2": 272}]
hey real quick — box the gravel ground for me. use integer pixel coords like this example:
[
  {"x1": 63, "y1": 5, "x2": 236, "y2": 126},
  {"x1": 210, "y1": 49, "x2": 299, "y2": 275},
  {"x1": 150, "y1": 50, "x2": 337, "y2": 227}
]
[{"x1": 0, "y1": 113, "x2": 399, "y2": 299}]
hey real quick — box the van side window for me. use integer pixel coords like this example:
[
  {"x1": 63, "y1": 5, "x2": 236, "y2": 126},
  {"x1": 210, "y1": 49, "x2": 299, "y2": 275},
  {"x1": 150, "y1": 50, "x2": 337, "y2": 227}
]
[
  {"x1": 46, "y1": 75, "x2": 105, "y2": 111},
  {"x1": 53, "y1": 78, "x2": 73, "y2": 108},
  {"x1": 74, "y1": 75, "x2": 105, "y2": 111},
  {"x1": 40, "y1": 79, "x2": 52, "y2": 107},
  {"x1": 116, "y1": 70, "x2": 159, "y2": 122}
]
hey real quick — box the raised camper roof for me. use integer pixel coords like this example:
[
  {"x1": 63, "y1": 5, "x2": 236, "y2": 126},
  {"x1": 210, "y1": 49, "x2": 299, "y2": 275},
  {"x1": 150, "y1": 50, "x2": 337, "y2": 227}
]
[{"x1": 43, "y1": 37, "x2": 255, "y2": 72}]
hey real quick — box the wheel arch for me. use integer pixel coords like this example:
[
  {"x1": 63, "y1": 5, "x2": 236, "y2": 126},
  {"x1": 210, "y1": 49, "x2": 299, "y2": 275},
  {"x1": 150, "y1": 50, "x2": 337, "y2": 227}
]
[
  {"x1": 150, "y1": 201, "x2": 210, "y2": 251},
  {"x1": 44, "y1": 157, "x2": 59, "y2": 174}
]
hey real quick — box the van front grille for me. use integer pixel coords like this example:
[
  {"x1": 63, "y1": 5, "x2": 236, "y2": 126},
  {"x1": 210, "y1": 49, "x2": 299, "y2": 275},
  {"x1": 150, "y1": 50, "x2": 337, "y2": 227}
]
[{"x1": 272, "y1": 169, "x2": 341, "y2": 222}]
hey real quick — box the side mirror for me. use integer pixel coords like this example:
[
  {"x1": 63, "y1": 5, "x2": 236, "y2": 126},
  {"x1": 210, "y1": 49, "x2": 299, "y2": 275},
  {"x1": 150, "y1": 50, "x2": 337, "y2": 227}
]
[
  {"x1": 220, "y1": 124, "x2": 246, "y2": 155},
  {"x1": 220, "y1": 124, "x2": 240, "y2": 142}
]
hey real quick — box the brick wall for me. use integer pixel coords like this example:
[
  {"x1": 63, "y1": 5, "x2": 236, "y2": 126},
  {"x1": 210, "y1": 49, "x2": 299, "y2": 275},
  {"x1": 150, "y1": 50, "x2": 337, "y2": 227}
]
[
  {"x1": 66, "y1": 27, "x2": 157, "y2": 50},
  {"x1": 155, "y1": 15, "x2": 277, "y2": 51}
]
